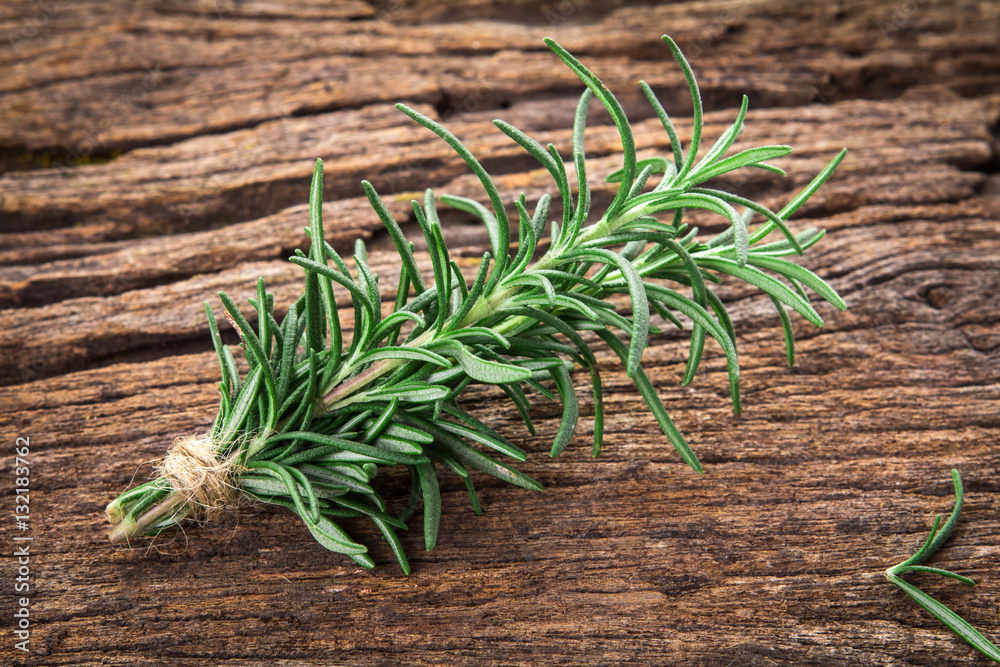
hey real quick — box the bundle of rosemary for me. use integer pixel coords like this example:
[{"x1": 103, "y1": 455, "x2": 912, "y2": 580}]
[{"x1": 106, "y1": 35, "x2": 847, "y2": 574}]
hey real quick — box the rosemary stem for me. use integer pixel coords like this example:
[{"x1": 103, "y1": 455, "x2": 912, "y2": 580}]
[
  {"x1": 320, "y1": 330, "x2": 435, "y2": 410},
  {"x1": 108, "y1": 491, "x2": 186, "y2": 544}
]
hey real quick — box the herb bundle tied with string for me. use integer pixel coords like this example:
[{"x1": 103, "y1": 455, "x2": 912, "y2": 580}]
[{"x1": 107, "y1": 35, "x2": 847, "y2": 574}]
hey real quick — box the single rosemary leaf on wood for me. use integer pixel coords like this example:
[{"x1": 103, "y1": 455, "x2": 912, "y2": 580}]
[{"x1": 107, "y1": 34, "x2": 848, "y2": 572}]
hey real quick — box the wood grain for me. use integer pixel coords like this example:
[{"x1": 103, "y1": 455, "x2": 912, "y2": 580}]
[{"x1": 1, "y1": 1, "x2": 999, "y2": 665}]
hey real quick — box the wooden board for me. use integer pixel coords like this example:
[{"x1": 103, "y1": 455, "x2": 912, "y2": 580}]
[{"x1": 1, "y1": 1, "x2": 999, "y2": 665}]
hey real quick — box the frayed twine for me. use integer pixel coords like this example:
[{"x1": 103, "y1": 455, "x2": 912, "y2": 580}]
[{"x1": 154, "y1": 433, "x2": 244, "y2": 522}]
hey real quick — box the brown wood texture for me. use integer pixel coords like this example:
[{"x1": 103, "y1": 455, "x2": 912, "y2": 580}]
[{"x1": 2, "y1": 1, "x2": 999, "y2": 665}]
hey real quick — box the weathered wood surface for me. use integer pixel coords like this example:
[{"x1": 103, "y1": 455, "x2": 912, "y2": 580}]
[{"x1": 1, "y1": 1, "x2": 999, "y2": 665}]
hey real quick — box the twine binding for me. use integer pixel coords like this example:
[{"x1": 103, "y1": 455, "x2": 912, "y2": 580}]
[{"x1": 155, "y1": 434, "x2": 243, "y2": 521}]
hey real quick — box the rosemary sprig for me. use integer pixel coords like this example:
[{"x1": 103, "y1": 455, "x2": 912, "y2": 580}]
[
  {"x1": 107, "y1": 35, "x2": 847, "y2": 573},
  {"x1": 885, "y1": 470, "x2": 1000, "y2": 663}
]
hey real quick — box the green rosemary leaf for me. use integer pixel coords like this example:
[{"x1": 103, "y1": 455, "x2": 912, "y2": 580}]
[
  {"x1": 515, "y1": 356, "x2": 569, "y2": 373},
  {"x1": 355, "y1": 346, "x2": 452, "y2": 369},
  {"x1": 247, "y1": 460, "x2": 318, "y2": 523},
  {"x1": 370, "y1": 435, "x2": 425, "y2": 456},
  {"x1": 662, "y1": 35, "x2": 703, "y2": 183},
  {"x1": 596, "y1": 330, "x2": 702, "y2": 472},
  {"x1": 388, "y1": 264, "x2": 411, "y2": 347},
  {"x1": 395, "y1": 103, "x2": 510, "y2": 291},
  {"x1": 353, "y1": 239, "x2": 382, "y2": 329},
  {"x1": 204, "y1": 302, "x2": 235, "y2": 396},
  {"x1": 643, "y1": 283, "x2": 741, "y2": 414},
  {"x1": 534, "y1": 269, "x2": 602, "y2": 290},
  {"x1": 509, "y1": 198, "x2": 541, "y2": 277},
  {"x1": 564, "y1": 248, "x2": 649, "y2": 378},
  {"x1": 287, "y1": 465, "x2": 324, "y2": 522},
  {"x1": 362, "y1": 180, "x2": 426, "y2": 294},
  {"x1": 499, "y1": 382, "x2": 536, "y2": 436},
  {"x1": 665, "y1": 239, "x2": 709, "y2": 386},
  {"x1": 380, "y1": 423, "x2": 434, "y2": 445},
  {"x1": 439, "y1": 404, "x2": 525, "y2": 459},
  {"x1": 751, "y1": 227, "x2": 826, "y2": 256},
  {"x1": 410, "y1": 201, "x2": 451, "y2": 334},
  {"x1": 748, "y1": 148, "x2": 847, "y2": 245},
  {"x1": 607, "y1": 156, "x2": 674, "y2": 186},
  {"x1": 903, "y1": 470, "x2": 965, "y2": 568},
  {"x1": 769, "y1": 295, "x2": 796, "y2": 367},
  {"x1": 308, "y1": 161, "x2": 343, "y2": 368},
  {"x1": 303, "y1": 514, "x2": 369, "y2": 557},
  {"x1": 530, "y1": 192, "x2": 552, "y2": 242},
  {"x1": 578, "y1": 230, "x2": 677, "y2": 249},
  {"x1": 238, "y1": 474, "x2": 304, "y2": 498},
  {"x1": 429, "y1": 340, "x2": 532, "y2": 383},
  {"x1": 416, "y1": 418, "x2": 543, "y2": 492},
  {"x1": 447, "y1": 252, "x2": 491, "y2": 330},
  {"x1": 300, "y1": 465, "x2": 377, "y2": 497},
  {"x1": 370, "y1": 310, "x2": 425, "y2": 347},
  {"x1": 787, "y1": 275, "x2": 812, "y2": 307},
  {"x1": 651, "y1": 299, "x2": 685, "y2": 330},
  {"x1": 693, "y1": 145, "x2": 792, "y2": 185},
  {"x1": 887, "y1": 574, "x2": 1000, "y2": 662},
  {"x1": 628, "y1": 172, "x2": 654, "y2": 206},
  {"x1": 703, "y1": 290, "x2": 736, "y2": 345},
  {"x1": 431, "y1": 417, "x2": 526, "y2": 462},
  {"x1": 431, "y1": 227, "x2": 454, "y2": 331},
  {"x1": 415, "y1": 462, "x2": 441, "y2": 551},
  {"x1": 361, "y1": 397, "x2": 399, "y2": 444},
  {"x1": 747, "y1": 255, "x2": 847, "y2": 310},
  {"x1": 449, "y1": 259, "x2": 468, "y2": 313},
  {"x1": 219, "y1": 365, "x2": 260, "y2": 445},
  {"x1": 369, "y1": 383, "x2": 452, "y2": 404},
  {"x1": 218, "y1": 291, "x2": 279, "y2": 430},
  {"x1": 628, "y1": 191, "x2": 748, "y2": 265},
  {"x1": 696, "y1": 257, "x2": 823, "y2": 326},
  {"x1": 461, "y1": 476, "x2": 483, "y2": 516},
  {"x1": 511, "y1": 293, "x2": 598, "y2": 321},
  {"x1": 687, "y1": 95, "x2": 749, "y2": 183},
  {"x1": 548, "y1": 363, "x2": 580, "y2": 457},
  {"x1": 273, "y1": 352, "x2": 317, "y2": 441},
  {"x1": 546, "y1": 142, "x2": 574, "y2": 230},
  {"x1": 268, "y1": 432, "x2": 428, "y2": 466},
  {"x1": 692, "y1": 187, "x2": 802, "y2": 255},
  {"x1": 589, "y1": 365, "x2": 605, "y2": 457},
  {"x1": 682, "y1": 326, "x2": 707, "y2": 387},
  {"x1": 276, "y1": 304, "x2": 298, "y2": 403},
  {"x1": 639, "y1": 81, "x2": 683, "y2": 169},
  {"x1": 566, "y1": 89, "x2": 593, "y2": 245},
  {"x1": 505, "y1": 273, "x2": 556, "y2": 309},
  {"x1": 372, "y1": 517, "x2": 411, "y2": 575},
  {"x1": 305, "y1": 449, "x2": 393, "y2": 466},
  {"x1": 438, "y1": 194, "x2": 501, "y2": 262},
  {"x1": 588, "y1": 305, "x2": 638, "y2": 338},
  {"x1": 545, "y1": 38, "x2": 636, "y2": 220},
  {"x1": 425, "y1": 446, "x2": 470, "y2": 479},
  {"x1": 290, "y1": 256, "x2": 376, "y2": 332},
  {"x1": 493, "y1": 119, "x2": 560, "y2": 185},
  {"x1": 439, "y1": 326, "x2": 510, "y2": 349},
  {"x1": 318, "y1": 238, "x2": 352, "y2": 277},
  {"x1": 892, "y1": 565, "x2": 976, "y2": 587},
  {"x1": 330, "y1": 495, "x2": 406, "y2": 530},
  {"x1": 308, "y1": 463, "x2": 363, "y2": 486}
]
